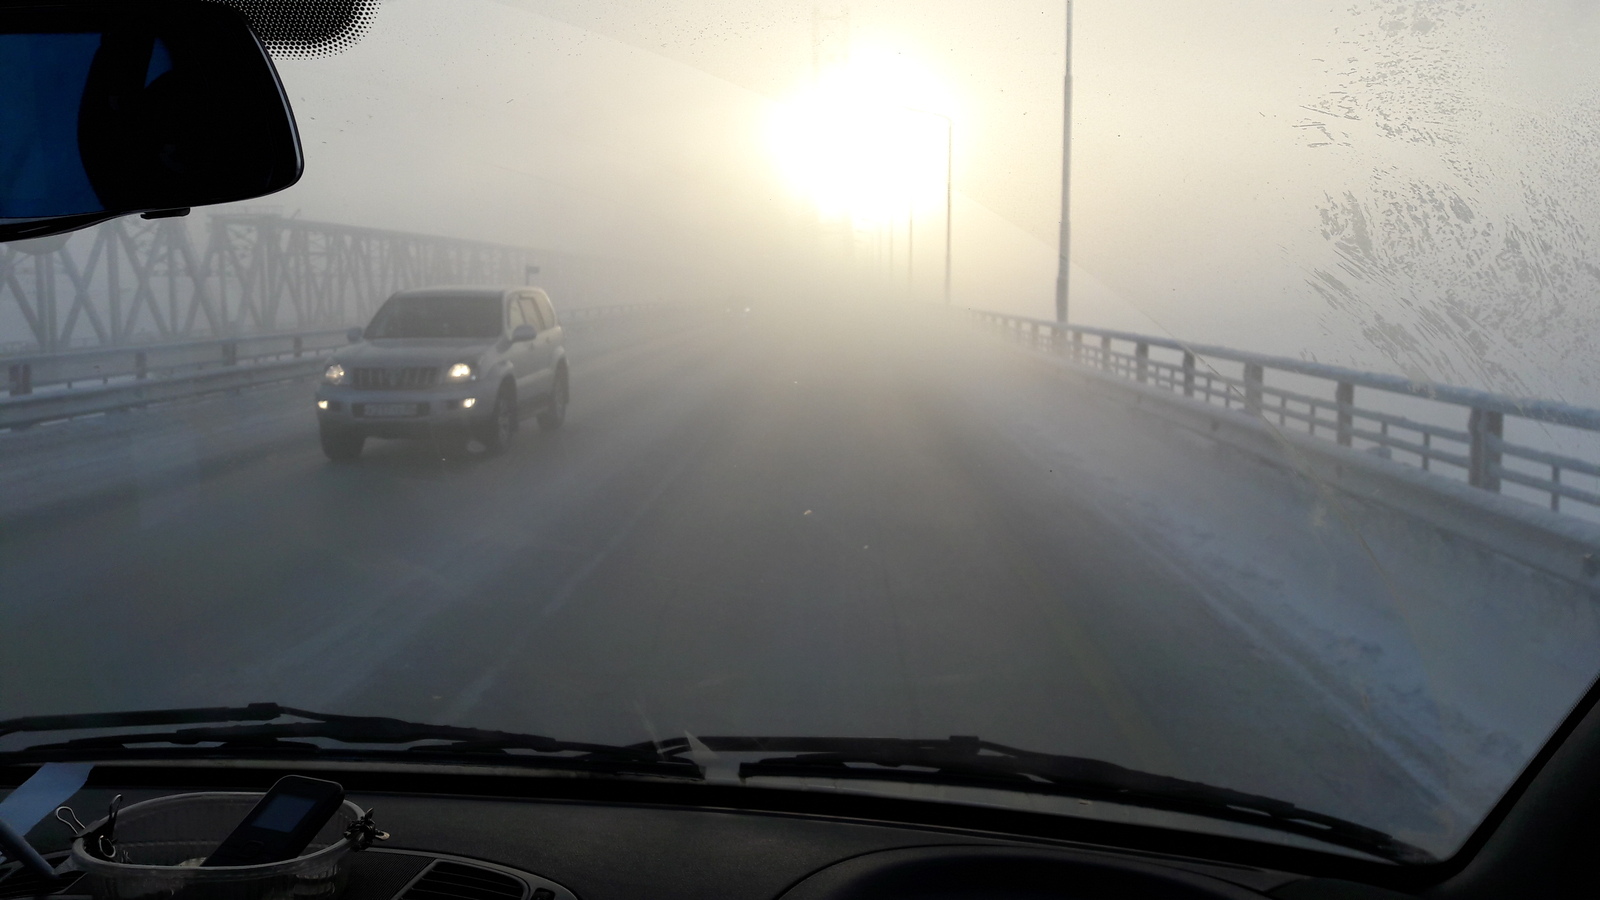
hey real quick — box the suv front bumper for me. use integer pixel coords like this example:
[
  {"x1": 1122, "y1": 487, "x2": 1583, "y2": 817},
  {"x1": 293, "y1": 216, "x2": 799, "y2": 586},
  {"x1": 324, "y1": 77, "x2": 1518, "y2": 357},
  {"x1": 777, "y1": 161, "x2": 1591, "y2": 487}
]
[{"x1": 315, "y1": 383, "x2": 493, "y2": 437}]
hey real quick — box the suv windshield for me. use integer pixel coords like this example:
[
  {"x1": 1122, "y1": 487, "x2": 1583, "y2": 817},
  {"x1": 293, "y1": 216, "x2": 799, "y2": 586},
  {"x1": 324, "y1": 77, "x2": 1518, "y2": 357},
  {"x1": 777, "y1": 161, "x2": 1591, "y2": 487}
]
[
  {"x1": 3, "y1": 0, "x2": 1599, "y2": 868},
  {"x1": 366, "y1": 294, "x2": 503, "y2": 339}
]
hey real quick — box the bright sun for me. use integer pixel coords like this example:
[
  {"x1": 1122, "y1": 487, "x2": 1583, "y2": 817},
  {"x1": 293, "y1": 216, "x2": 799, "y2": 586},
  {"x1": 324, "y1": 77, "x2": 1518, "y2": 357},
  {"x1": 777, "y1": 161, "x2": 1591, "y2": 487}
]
[{"x1": 768, "y1": 51, "x2": 953, "y2": 224}]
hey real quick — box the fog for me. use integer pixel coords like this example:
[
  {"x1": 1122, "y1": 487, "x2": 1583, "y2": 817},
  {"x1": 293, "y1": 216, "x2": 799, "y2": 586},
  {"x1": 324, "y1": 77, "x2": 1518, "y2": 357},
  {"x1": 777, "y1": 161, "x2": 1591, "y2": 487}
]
[
  {"x1": 6, "y1": 297, "x2": 1596, "y2": 856},
  {"x1": 256, "y1": 0, "x2": 1600, "y2": 400},
  {"x1": 6, "y1": 1, "x2": 1600, "y2": 856}
]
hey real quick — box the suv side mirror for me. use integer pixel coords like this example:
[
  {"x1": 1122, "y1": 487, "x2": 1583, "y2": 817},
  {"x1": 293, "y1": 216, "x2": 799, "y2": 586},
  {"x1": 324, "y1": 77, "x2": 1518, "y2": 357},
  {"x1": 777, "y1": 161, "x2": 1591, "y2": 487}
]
[
  {"x1": 346, "y1": 327, "x2": 364, "y2": 343},
  {"x1": 0, "y1": 0, "x2": 303, "y2": 242},
  {"x1": 511, "y1": 324, "x2": 537, "y2": 342}
]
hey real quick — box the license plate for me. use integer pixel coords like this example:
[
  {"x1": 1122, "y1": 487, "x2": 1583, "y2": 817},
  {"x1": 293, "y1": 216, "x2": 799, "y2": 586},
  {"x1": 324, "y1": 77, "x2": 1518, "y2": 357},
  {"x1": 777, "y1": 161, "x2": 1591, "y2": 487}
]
[{"x1": 360, "y1": 402, "x2": 418, "y2": 418}]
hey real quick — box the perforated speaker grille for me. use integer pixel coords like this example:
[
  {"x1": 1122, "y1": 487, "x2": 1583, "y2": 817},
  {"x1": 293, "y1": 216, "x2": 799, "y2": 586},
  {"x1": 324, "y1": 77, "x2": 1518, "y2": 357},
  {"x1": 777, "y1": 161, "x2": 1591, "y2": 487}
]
[{"x1": 207, "y1": 0, "x2": 381, "y2": 58}]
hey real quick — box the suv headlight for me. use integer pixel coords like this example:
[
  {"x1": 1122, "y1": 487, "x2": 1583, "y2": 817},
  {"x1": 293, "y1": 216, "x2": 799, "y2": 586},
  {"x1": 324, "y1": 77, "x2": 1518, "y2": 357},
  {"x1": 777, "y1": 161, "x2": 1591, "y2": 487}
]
[
  {"x1": 445, "y1": 362, "x2": 476, "y2": 382},
  {"x1": 323, "y1": 363, "x2": 348, "y2": 385}
]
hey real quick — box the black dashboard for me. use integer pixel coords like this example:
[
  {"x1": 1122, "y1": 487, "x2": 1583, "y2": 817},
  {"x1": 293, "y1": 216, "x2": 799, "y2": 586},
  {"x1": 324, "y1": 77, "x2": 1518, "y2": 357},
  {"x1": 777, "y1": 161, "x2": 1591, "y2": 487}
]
[
  {"x1": 2, "y1": 785, "x2": 1346, "y2": 900},
  {"x1": 352, "y1": 794, "x2": 1296, "y2": 900}
]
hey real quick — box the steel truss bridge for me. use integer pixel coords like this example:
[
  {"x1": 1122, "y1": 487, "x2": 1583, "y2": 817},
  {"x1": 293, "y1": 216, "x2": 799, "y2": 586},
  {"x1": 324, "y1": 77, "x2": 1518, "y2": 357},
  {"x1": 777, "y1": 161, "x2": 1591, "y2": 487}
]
[{"x1": 0, "y1": 214, "x2": 607, "y2": 354}]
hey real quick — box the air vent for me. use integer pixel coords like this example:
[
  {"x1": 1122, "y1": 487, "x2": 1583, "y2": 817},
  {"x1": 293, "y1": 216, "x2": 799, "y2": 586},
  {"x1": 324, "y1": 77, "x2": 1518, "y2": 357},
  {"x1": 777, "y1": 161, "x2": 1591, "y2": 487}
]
[
  {"x1": 346, "y1": 851, "x2": 432, "y2": 900},
  {"x1": 401, "y1": 862, "x2": 527, "y2": 900}
]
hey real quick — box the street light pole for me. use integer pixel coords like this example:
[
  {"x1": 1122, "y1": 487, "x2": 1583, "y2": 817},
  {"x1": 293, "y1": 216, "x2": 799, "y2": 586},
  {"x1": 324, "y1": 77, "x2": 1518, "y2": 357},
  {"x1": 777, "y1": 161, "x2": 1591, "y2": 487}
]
[
  {"x1": 942, "y1": 115, "x2": 952, "y2": 305},
  {"x1": 1054, "y1": 0, "x2": 1073, "y2": 322},
  {"x1": 907, "y1": 205, "x2": 914, "y2": 295},
  {"x1": 905, "y1": 107, "x2": 953, "y2": 305}
]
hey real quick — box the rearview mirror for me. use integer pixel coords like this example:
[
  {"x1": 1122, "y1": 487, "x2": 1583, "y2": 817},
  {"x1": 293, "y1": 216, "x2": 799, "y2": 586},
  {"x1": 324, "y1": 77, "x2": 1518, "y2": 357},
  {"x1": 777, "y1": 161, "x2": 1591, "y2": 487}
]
[
  {"x1": 511, "y1": 324, "x2": 537, "y2": 342},
  {"x1": 0, "y1": 1, "x2": 302, "y2": 242}
]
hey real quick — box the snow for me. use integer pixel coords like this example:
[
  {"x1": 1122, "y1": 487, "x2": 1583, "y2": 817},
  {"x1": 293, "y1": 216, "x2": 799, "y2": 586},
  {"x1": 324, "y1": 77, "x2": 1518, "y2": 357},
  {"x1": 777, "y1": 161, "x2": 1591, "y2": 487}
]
[{"x1": 964, "y1": 337, "x2": 1600, "y2": 836}]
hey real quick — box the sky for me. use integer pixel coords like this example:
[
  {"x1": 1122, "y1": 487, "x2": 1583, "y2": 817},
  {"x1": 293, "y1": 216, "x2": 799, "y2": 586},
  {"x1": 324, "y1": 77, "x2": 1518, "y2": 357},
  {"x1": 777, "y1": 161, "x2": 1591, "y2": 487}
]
[{"x1": 258, "y1": 0, "x2": 1600, "y2": 401}]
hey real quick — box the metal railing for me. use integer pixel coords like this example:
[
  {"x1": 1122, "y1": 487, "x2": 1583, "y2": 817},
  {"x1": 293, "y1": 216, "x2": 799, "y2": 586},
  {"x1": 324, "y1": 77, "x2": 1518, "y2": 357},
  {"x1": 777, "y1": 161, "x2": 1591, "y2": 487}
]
[
  {"x1": 0, "y1": 303, "x2": 693, "y2": 430},
  {"x1": 561, "y1": 303, "x2": 677, "y2": 323},
  {"x1": 6, "y1": 329, "x2": 348, "y2": 397},
  {"x1": 0, "y1": 215, "x2": 536, "y2": 353},
  {"x1": 970, "y1": 309, "x2": 1600, "y2": 519}
]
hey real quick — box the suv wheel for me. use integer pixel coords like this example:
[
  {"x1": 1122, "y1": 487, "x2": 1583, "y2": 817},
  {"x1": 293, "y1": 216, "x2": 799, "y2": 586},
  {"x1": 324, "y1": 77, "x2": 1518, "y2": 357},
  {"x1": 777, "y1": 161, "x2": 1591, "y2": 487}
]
[
  {"x1": 538, "y1": 368, "x2": 568, "y2": 431},
  {"x1": 477, "y1": 383, "x2": 517, "y2": 453},
  {"x1": 320, "y1": 424, "x2": 364, "y2": 462}
]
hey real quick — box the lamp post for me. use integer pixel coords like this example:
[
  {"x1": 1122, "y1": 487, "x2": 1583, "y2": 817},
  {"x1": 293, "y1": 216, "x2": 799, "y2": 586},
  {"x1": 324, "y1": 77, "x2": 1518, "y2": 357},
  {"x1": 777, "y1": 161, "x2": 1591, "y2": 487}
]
[
  {"x1": 1054, "y1": 0, "x2": 1073, "y2": 322},
  {"x1": 905, "y1": 107, "x2": 953, "y2": 305}
]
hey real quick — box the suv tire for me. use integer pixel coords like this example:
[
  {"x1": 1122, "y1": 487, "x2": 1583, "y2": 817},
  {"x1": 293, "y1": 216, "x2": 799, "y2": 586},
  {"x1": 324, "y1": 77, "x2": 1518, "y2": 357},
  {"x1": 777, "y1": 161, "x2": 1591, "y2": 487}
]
[
  {"x1": 538, "y1": 367, "x2": 568, "y2": 431},
  {"x1": 477, "y1": 383, "x2": 517, "y2": 453}
]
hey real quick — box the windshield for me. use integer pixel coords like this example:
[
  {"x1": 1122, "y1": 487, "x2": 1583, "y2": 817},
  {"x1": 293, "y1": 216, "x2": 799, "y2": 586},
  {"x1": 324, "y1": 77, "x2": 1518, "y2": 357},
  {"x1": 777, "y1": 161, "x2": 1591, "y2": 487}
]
[
  {"x1": 366, "y1": 295, "x2": 504, "y2": 339},
  {"x1": 3, "y1": 0, "x2": 1600, "y2": 865}
]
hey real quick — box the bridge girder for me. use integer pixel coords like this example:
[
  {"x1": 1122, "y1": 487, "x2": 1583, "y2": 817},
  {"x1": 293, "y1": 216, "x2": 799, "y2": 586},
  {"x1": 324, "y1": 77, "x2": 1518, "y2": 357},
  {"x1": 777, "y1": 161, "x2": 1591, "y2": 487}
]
[{"x1": 1, "y1": 215, "x2": 536, "y2": 353}]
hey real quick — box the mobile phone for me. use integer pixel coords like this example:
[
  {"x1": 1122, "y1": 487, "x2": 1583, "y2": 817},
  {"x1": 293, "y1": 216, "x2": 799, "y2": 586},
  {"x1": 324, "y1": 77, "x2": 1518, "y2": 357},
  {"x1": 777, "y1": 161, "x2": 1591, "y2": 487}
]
[{"x1": 201, "y1": 776, "x2": 345, "y2": 867}]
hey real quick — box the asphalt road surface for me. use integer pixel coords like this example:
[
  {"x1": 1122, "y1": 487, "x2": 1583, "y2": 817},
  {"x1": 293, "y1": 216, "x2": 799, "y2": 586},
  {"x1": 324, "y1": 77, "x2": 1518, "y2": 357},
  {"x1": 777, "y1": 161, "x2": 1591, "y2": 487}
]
[{"x1": 1, "y1": 305, "x2": 1569, "y2": 853}]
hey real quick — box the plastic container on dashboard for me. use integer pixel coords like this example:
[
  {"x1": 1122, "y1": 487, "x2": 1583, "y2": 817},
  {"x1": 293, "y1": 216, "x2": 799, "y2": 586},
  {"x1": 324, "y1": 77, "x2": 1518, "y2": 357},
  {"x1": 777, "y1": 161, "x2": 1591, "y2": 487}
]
[{"x1": 66, "y1": 793, "x2": 367, "y2": 900}]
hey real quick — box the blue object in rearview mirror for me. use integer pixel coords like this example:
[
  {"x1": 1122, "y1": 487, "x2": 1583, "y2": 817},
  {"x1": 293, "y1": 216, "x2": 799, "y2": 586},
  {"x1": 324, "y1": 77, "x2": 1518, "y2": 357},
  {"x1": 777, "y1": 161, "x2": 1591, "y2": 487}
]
[{"x1": 0, "y1": 0, "x2": 302, "y2": 241}]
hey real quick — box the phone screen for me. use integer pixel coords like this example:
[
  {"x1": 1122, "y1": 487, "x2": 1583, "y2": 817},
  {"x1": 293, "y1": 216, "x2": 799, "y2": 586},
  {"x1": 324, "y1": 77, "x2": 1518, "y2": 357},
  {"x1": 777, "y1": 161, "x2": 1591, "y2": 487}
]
[{"x1": 252, "y1": 794, "x2": 319, "y2": 832}]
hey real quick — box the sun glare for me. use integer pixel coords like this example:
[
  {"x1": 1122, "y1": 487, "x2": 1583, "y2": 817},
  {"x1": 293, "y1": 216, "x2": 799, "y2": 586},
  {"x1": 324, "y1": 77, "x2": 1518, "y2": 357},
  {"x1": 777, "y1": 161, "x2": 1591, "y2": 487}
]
[{"x1": 768, "y1": 52, "x2": 952, "y2": 223}]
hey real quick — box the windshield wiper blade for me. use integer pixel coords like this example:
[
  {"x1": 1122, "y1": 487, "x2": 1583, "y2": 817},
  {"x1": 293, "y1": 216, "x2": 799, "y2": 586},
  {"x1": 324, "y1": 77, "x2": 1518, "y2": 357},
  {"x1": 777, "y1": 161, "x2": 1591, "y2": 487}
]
[
  {"x1": 0, "y1": 704, "x2": 700, "y2": 779},
  {"x1": 0, "y1": 703, "x2": 289, "y2": 739},
  {"x1": 0, "y1": 713, "x2": 1427, "y2": 862},
  {"x1": 658, "y1": 735, "x2": 1432, "y2": 865}
]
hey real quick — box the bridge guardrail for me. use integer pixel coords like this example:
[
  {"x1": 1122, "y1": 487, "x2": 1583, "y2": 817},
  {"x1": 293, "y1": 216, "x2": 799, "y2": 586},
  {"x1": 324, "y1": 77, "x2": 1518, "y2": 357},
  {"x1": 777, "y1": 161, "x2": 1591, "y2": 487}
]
[
  {"x1": 0, "y1": 357, "x2": 327, "y2": 430},
  {"x1": 5, "y1": 330, "x2": 350, "y2": 397},
  {"x1": 0, "y1": 303, "x2": 691, "y2": 430},
  {"x1": 969, "y1": 309, "x2": 1600, "y2": 520}
]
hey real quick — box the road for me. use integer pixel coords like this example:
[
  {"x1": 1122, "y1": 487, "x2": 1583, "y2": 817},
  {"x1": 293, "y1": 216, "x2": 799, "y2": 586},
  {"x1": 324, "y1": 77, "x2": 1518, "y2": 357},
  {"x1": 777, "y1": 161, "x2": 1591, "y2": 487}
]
[{"x1": 3, "y1": 305, "x2": 1595, "y2": 856}]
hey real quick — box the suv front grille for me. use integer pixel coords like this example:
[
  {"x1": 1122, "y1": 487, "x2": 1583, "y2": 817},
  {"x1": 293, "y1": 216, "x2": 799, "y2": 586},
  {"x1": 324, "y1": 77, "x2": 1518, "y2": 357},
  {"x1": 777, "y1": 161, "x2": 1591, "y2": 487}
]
[{"x1": 352, "y1": 366, "x2": 440, "y2": 390}]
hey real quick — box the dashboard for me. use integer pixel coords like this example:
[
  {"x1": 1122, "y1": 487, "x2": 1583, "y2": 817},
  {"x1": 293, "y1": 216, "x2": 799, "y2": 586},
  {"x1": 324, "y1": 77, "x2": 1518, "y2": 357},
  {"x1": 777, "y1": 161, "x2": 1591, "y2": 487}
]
[{"x1": 2, "y1": 786, "x2": 1337, "y2": 900}]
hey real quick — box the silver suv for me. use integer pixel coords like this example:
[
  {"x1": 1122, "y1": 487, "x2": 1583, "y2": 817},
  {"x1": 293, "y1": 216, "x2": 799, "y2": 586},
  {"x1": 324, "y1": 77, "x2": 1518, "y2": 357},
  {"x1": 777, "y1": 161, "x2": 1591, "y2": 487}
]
[{"x1": 314, "y1": 286, "x2": 568, "y2": 460}]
